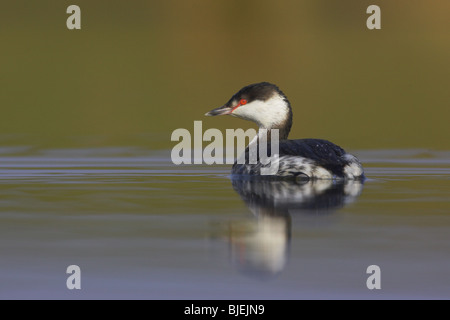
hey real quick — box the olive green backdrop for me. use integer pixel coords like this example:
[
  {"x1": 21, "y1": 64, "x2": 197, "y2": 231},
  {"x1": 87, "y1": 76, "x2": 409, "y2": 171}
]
[{"x1": 1, "y1": 1, "x2": 449, "y2": 150}]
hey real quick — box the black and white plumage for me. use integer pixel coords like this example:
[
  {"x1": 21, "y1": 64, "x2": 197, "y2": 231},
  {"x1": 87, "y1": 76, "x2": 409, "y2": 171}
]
[
  {"x1": 232, "y1": 178, "x2": 364, "y2": 215},
  {"x1": 206, "y1": 82, "x2": 364, "y2": 180},
  {"x1": 227, "y1": 178, "x2": 364, "y2": 277}
]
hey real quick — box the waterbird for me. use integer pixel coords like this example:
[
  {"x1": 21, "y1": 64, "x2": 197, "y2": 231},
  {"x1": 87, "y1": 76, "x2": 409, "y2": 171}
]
[{"x1": 205, "y1": 82, "x2": 364, "y2": 180}]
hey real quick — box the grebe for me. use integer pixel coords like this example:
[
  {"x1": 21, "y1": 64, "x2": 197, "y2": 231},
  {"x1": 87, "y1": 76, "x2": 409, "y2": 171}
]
[{"x1": 205, "y1": 82, "x2": 364, "y2": 180}]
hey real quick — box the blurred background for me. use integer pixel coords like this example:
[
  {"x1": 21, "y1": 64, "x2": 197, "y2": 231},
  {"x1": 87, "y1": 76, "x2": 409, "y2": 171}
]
[{"x1": 0, "y1": 0, "x2": 449, "y2": 150}]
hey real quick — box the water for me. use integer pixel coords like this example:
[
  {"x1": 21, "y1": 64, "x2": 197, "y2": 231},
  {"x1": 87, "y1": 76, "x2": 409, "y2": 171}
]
[{"x1": 0, "y1": 147, "x2": 449, "y2": 299}]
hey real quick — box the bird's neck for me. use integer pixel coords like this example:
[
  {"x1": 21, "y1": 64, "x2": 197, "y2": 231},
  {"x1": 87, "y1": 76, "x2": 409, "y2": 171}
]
[
  {"x1": 247, "y1": 124, "x2": 290, "y2": 151},
  {"x1": 261, "y1": 124, "x2": 290, "y2": 141},
  {"x1": 257, "y1": 117, "x2": 292, "y2": 141},
  {"x1": 258, "y1": 98, "x2": 293, "y2": 141}
]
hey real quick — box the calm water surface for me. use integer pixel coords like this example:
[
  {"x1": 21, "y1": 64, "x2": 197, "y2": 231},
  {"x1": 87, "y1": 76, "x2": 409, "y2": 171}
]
[{"x1": 0, "y1": 147, "x2": 449, "y2": 299}]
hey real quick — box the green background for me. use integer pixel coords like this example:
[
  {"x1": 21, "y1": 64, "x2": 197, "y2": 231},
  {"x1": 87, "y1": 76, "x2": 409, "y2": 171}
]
[{"x1": 1, "y1": 1, "x2": 449, "y2": 150}]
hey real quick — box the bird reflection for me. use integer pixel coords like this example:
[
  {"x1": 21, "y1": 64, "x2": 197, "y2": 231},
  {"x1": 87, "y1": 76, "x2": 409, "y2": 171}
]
[{"x1": 227, "y1": 178, "x2": 364, "y2": 278}]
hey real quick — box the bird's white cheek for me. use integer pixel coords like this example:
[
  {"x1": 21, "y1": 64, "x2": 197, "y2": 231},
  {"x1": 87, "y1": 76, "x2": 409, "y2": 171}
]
[
  {"x1": 231, "y1": 105, "x2": 256, "y2": 121},
  {"x1": 230, "y1": 96, "x2": 289, "y2": 128},
  {"x1": 235, "y1": 101, "x2": 265, "y2": 116}
]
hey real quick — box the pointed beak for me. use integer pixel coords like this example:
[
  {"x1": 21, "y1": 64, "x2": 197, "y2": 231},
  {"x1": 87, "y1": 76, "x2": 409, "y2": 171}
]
[{"x1": 205, "y1": 105, "x2": 232, "y2": 116}]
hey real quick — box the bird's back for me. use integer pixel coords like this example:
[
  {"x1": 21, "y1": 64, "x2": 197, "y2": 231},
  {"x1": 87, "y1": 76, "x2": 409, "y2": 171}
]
[{"x1": 232, "y1": 138, "x2": 364, "y2": 180}]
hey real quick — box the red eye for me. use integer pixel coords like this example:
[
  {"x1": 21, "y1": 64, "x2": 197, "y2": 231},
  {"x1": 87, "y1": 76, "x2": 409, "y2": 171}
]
[{"x1": 240, "y1": 99, "x2": 247, "y2": 105}]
